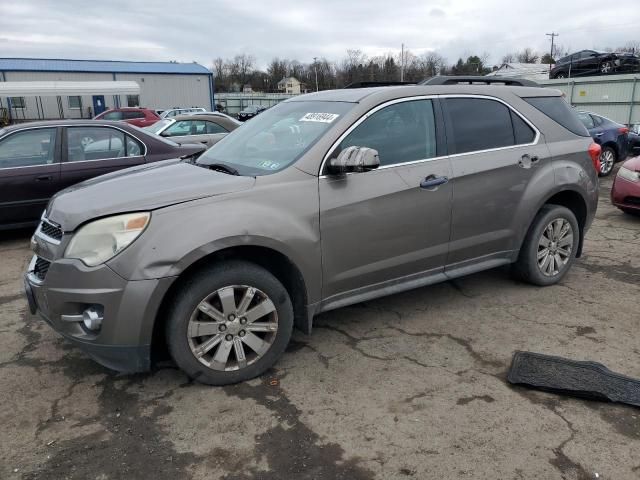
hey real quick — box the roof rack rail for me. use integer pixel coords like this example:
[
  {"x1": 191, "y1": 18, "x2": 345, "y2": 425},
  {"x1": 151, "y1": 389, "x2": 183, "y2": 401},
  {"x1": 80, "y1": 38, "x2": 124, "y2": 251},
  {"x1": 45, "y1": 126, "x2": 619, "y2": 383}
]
[
  {"x1": 343, "y1": 81, "x2": 415, "y2": 89},
  {"x1": 419, "y1": 76, "x2": 539, "y2": 87}
]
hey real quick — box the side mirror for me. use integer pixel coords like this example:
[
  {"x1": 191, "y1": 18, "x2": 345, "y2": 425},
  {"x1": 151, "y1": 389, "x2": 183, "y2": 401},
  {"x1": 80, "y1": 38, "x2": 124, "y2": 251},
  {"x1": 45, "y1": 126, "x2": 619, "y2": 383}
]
[
  {"x1": 328, "y1": 146, "x2": 380, "y2": 174},
  {"x1": 160, "y1": 130, "x2": 170, "y2": 137}
]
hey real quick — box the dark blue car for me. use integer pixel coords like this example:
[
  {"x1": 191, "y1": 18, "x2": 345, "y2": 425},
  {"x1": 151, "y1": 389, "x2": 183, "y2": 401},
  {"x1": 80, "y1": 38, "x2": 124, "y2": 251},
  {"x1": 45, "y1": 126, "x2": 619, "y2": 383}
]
[{"x1": 577, "y1": 111, "x2": 629, "y2": 176}]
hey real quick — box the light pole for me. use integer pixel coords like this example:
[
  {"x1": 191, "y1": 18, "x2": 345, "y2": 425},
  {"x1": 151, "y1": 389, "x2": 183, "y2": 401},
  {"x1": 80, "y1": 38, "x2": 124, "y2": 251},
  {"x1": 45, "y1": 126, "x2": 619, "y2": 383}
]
[{"x1": 313, "y1": 57, "x2": 319, "y2": 92}]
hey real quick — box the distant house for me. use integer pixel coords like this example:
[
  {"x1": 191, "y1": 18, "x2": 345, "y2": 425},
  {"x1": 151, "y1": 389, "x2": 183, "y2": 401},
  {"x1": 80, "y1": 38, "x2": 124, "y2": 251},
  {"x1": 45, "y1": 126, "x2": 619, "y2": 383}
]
[
  {"x1": 486, "y1": 63, "x2": 551, "y2": 81},
  {"x1": 277, "y1": 77, "x2": 306, "y2": 94}
]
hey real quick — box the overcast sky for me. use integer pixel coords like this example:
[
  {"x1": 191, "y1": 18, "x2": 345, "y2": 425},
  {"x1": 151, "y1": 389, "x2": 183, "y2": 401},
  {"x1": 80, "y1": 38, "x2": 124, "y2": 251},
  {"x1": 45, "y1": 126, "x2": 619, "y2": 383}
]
[{"x1": 1, "y1": 0, "x2": 639, "y2": 69}]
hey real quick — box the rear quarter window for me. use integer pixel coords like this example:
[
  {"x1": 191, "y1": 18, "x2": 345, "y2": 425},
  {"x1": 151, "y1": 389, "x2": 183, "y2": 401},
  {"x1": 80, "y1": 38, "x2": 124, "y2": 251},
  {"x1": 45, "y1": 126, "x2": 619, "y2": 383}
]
[{"x1": 523, "y1": 97, "x2": 590, "y2": 137}]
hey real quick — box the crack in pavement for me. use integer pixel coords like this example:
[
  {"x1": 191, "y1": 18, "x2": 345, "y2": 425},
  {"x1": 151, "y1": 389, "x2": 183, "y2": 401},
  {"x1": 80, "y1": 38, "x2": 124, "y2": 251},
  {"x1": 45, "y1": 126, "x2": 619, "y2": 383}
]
[
  {"x1": 24, "y1": 368, "x2": 197, "y2": 480},
  {"x1": 513, "y1": 390, "x2": 592, "y2": 479},
  {"x1": 221, "y1": 372, "x2": 374, "y2": 480}
]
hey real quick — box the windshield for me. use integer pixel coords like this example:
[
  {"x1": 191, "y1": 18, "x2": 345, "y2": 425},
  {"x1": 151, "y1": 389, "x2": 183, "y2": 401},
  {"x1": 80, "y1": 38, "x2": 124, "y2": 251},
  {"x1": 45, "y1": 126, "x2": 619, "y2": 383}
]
[
  {"x1": 197, "y1": 101, "x2": 353, "y2": 175},
  {"x1": 144, "y1": 119, "x2": 173, "y2": 134}
]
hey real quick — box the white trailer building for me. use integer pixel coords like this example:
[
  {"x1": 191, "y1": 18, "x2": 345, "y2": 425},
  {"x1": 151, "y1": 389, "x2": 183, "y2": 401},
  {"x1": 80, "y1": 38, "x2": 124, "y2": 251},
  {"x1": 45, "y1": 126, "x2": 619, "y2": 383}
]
[{"x1": 0, "y1": 58, "x2": 214, "y2": 122}]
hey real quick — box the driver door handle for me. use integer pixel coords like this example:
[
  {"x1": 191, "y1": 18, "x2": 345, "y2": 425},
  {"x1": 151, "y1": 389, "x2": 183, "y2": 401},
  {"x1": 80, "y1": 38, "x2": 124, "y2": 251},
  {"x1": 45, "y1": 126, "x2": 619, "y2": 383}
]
[
  {"x1": 35, "y1": 175, "x2": 52, "y2": 182},
  {"x1": 420, "y1": 175, "x2": 449, "y2": 189}
]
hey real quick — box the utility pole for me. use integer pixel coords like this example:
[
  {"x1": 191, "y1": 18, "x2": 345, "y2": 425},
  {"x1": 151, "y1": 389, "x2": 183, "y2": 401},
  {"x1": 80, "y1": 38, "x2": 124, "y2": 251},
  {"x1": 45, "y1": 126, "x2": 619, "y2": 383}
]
[
  {"x1": 546, "y1": 32, "x2": 559, "y2": 72},
  {"x1": 313, "y1": 57, "x2": 319, "y2": 92},
  {"x1": 400, "y1": 43, "x2": 405, "y2": 82}
]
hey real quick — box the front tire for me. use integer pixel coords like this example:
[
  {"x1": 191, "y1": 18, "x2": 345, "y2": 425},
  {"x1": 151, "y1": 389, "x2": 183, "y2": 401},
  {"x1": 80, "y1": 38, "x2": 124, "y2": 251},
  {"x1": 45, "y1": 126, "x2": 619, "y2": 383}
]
[
  {"x1": 600, "y1": 61, "x2": 613, "y2": 74},
  {"x1": 599, "y1": 146, "x2": 616, "y2": 176},
  {"x1": 513, "y1": 205, "x2": 579, "y2": 286},
  {"x1": 166, "y1": 260, "x2": 293, "y2": 385}
]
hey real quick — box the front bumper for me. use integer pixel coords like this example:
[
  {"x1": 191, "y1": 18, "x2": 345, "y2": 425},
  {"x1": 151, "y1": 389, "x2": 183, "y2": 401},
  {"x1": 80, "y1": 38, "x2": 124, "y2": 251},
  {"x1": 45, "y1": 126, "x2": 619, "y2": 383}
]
[
  {"x1": 24, "y1": 254, "x2": 175, "y2": 373},
  {"x1": 611, "y1": 176, "x2": 640, "y2": 211}
]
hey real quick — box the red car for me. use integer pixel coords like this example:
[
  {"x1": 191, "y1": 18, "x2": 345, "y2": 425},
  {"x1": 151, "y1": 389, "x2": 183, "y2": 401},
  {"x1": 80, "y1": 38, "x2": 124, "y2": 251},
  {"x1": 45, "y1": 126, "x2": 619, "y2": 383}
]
[
  {"x1": 611, "y1": 156, "x2": 640, "y2": 215},
  {"x1": 94, "y1": 107, "x2": 160, "y2": 128}
]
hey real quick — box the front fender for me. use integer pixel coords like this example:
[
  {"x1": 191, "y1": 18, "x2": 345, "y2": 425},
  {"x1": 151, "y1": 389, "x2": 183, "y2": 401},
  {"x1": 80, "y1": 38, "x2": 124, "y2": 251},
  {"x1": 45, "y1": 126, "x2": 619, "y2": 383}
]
[{"x1": 107, "y1": 175, "x2": 322, "y2": 304}]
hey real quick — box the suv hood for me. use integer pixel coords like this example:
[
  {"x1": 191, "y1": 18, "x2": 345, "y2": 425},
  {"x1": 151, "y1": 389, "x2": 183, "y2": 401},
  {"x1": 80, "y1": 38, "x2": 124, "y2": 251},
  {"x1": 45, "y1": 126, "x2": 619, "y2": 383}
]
[{"x1": 47, "y1": 159, "x2": 255, "y2": 230}]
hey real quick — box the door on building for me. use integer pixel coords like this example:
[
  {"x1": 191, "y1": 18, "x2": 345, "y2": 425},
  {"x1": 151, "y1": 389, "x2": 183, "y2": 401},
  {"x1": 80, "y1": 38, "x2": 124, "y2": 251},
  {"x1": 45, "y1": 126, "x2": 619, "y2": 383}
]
[{"x1": 92, "y1": 96, "x2": 106, "y2": 116}]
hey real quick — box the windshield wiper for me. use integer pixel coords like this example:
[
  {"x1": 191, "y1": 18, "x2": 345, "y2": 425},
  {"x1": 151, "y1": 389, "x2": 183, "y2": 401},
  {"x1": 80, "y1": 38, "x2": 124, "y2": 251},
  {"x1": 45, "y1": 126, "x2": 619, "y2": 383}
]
[{"x1": 205, "y1": 163, "x2": 240, "y2": 176}]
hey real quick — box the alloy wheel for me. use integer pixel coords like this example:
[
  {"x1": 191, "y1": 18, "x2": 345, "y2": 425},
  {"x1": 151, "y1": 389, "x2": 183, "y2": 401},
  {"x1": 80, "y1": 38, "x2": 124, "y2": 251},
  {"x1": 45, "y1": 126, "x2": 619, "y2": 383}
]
[
  {"x1": 537, "y1": 219, "x2": 574, "y2": 277},
  {"x1": 187, "y1": 285, "x2": 278, "y2": 371},
  {"x1": 600, "y1": 62, "x2": 612, "y2": 74},
  {"x1": 600, "y1": 149, "x2": 615, "y2": 175}
]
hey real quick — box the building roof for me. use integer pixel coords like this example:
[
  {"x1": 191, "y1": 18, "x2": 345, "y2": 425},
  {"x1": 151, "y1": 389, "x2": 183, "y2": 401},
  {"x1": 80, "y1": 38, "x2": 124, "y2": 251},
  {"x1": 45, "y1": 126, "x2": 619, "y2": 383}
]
[
  {"x1": 0, "y1": 58, "x2": 211, "y2": 75},
  {"x1": 486, "y1": 63, "x2": 551, "y2": 80},
  {"x1": 277, "y1": 76, "x2": 301, "y2": 86},
  {"x1": 0, "y1": 81, "x2": 139, "y2": 97}
]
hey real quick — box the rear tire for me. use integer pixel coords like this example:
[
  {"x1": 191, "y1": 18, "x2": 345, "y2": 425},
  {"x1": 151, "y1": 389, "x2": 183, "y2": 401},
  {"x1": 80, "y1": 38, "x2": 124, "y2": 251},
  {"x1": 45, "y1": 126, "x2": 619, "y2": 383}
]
[
  {"x1": 554, "y1": 72, "x2": 567, "y2": 79},
  {"x1": 600, "y1": 61, "x2": 613, "y2": 74},
  {"x1": 166, "y1": 260, "x2": 293, "y2": 385},
  {"x1": 513, "y1": 205, "x2": 580, "y2": 286},
  {"x1": 598, "y1": 146, "x2": 616, "y2": 176}
]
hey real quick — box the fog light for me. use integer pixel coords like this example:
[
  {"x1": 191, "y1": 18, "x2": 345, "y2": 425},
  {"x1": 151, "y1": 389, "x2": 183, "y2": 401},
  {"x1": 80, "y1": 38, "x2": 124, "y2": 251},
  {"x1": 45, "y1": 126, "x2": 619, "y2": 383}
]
[{"x1": 82, "y1": 306, "x2": 103, "y2": 331}]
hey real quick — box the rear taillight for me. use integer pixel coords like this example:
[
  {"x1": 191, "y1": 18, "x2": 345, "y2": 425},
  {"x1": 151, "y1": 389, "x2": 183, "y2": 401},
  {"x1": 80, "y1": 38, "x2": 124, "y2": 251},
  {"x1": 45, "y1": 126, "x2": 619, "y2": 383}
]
[
  {"x1": 619, "y1": 127, "x2": 629, "y2": 135},
  {"x1": 588, "y1": 143, "x2": 601, "y2": 173}
]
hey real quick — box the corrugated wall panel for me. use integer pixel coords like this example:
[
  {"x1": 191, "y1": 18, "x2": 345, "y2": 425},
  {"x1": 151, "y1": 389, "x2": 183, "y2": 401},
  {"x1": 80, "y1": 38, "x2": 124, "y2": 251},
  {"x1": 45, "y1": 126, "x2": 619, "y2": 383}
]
[
  {"x1": 540, "y1": 75, "x2": 640, "y2": 124},
  {"x1": 114, "y1": 73, "x2": 211, "y2": 111}
]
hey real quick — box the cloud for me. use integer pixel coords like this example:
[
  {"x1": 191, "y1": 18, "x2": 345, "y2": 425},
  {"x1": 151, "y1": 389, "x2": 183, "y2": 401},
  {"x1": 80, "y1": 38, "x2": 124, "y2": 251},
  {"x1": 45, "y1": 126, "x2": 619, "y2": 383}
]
[{"x1": 1, "y1": 0, "x2": 639, "y2": 69}]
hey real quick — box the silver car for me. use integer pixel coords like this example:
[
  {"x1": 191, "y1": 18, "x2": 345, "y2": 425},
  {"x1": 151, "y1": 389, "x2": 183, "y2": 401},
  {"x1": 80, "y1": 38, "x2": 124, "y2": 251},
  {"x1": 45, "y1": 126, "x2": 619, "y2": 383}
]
[
  {"x1": 25, "y1": 77, "x2": 599, "y2": 385},
  {"x1": 145, "y1": 114, "x2": 240, "y2": 148},
  {"x1": 160, "y1": 107, "x2": 207, "y2": 119}
]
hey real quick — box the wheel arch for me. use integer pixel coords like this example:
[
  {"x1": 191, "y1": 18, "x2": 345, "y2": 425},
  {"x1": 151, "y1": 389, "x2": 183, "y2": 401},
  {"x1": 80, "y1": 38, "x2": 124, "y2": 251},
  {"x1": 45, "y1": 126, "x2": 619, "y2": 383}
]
[
  {"x1": 600, "y1": 141, "x2": 618, "y2": 158},
  {"x1": 526, "y1": 189, "x2": 589, "y2": 258},
  {"x1": 151, "y1": 244, "x2": 311, "y2": 364}
]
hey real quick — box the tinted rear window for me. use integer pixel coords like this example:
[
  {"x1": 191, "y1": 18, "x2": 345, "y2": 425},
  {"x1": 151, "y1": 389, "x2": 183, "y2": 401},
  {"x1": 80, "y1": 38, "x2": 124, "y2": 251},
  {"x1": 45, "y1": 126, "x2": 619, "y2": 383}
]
[
  {"x1": 523, "y1": 97, "x2": 590, "y2": 137},
  {"x1": 445, "y1": 98, "x2": 516, "y2": 154}
]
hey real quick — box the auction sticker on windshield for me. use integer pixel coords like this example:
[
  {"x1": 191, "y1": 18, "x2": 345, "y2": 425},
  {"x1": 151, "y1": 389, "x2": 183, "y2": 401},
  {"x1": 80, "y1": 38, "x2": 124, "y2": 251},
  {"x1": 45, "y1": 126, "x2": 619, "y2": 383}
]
[{"x1": 299, "y1": 113, "x2": 340, "y2": 123}]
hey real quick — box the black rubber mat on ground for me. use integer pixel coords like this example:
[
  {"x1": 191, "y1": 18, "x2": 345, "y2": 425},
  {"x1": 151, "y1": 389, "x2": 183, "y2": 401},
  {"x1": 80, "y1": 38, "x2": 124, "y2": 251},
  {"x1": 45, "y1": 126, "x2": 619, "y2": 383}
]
[{"x1": 507, "y1": 351, "x2": 640, "y2": 407}]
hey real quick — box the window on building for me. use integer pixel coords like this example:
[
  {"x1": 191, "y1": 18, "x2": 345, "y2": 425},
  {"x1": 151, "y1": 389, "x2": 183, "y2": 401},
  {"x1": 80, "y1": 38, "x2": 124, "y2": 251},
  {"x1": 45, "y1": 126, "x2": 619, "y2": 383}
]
[
  {"x1": 68, "y1": 96, "x2": 82, "y2": 109},
  {"x1": 336, "y1": 99, "x2": 437, "y2": 166},
  {"x1": 127, "y1": 95, "x2": 140, "y2": 107},
  {"x1": 9, "y1": 97, "x2": 26, "y2": 109}
]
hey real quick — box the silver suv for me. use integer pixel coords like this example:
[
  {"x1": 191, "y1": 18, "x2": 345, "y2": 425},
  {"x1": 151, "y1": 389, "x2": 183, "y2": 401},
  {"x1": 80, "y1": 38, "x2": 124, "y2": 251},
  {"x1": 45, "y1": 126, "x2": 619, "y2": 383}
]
[{"x1": 25, "y1": 77, "x2": 599, "y2": 385}]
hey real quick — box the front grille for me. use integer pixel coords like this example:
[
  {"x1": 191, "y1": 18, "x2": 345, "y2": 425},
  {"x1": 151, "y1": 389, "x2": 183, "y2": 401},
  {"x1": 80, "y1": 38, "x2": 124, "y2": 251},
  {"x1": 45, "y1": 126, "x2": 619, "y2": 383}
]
[
  {"x1": 33, "y1": 257, "x2": 51, "y2": 281},
  {"x1": 39, "y1": 218, "x2": 63, "y2": 241},
  {"x1": 624, "y1": 196, "x2": 640, "y2": 206}
]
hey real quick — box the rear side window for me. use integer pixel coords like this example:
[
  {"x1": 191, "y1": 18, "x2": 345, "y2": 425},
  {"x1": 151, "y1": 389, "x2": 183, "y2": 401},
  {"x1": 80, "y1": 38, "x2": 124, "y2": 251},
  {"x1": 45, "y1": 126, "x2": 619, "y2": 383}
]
[
  {"x1": 577, "y1": 112, "x2": 595, "y2": 129},
  {"x1": 445, "y1": 98, "x2": 516, "y2": 154},
  {"x1": 523, "y1": 97, "x2": 590, "y2": 137},
  {"x1": 123, "y1": 111, "x2": 145, "y2": 120},
  {"x1": 102, "y1": 111, "x2": 123, "y2": 120},
  {"x1": 511, "y1": 111, "x2": 536, "y2": 144}
]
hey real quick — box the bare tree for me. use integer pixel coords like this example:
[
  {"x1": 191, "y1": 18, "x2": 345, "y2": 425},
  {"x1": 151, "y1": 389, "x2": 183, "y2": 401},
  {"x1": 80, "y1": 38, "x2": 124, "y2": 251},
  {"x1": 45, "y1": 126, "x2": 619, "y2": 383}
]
[
  {"x1": 502, "y1": 53, "x2": 516, "y2": 63},
  {"x1": 516, "y1": 48, "x2": 539, "y2": 63},
  {"x1": 618, "y1": 41, "x2": 640, "y2": 54},
  {"x1": 230, "y1": 54, "x2": 255, "y2": 91}
]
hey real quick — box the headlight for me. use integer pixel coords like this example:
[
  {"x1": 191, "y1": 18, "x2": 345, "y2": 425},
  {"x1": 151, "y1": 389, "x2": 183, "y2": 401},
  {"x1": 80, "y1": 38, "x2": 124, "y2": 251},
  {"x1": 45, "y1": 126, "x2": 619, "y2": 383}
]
[
  {"x1": 65, "y1": 212, "x2": 150, "y2": 266},
  {"x1": 617, "y1": 166, "x2": 640, "y2": 182}
]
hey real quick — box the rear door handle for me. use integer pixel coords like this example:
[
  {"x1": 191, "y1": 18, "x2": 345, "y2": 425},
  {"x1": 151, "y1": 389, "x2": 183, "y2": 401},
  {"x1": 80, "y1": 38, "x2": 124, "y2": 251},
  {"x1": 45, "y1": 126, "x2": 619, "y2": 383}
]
[
  {"x1": 35, "y1": 175, "x2": 52, "y2": 182},
  {"x1": 595, "y1": 132, "x2": 604, "y2": 137},
  {"x1": 420, "y1": 175, "x2": 449, "y2": 189}
]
